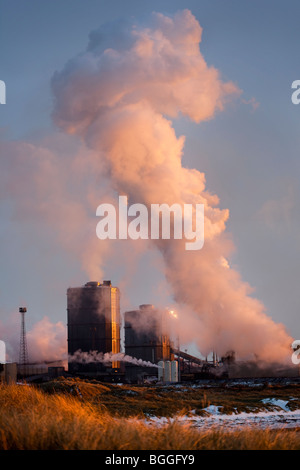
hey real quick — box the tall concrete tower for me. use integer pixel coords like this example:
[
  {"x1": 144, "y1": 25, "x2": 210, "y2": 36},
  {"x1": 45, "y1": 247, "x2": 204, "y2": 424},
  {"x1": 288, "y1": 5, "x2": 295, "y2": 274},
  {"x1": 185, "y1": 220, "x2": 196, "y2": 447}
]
[{"x1": 67, "y1": 281, "x2": 121, "y2": 375}]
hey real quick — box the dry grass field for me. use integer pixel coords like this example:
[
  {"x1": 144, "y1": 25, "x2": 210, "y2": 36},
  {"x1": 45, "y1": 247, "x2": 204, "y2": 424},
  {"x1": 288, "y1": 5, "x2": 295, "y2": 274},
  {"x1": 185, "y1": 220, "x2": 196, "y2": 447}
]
[{"x1": 0, "y1": 378, "x2": 299, "y2": 450}]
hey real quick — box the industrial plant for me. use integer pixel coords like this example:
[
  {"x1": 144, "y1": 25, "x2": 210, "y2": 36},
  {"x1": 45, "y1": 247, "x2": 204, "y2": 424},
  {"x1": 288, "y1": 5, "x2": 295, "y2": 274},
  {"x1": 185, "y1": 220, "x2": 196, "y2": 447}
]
[
  {"x1": 0, "y1": 279, "x2": 298, "y2": 385},
  {"x1": 65, "y1": 280, "x2": 236, "y2": 383},
  {"x1": 66, "y1": 281, "x2": 181, "y2": 383}
]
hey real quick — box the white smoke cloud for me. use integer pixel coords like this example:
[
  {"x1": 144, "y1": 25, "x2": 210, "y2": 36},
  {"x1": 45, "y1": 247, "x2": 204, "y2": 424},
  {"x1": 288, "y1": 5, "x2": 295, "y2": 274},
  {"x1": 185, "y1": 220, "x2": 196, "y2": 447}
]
[
  {"x1": 0, "y1": 314, "x2": 67, "y2": 364},
  {"x1": 50, "y1": 9, "x2": 293, "y2": 364},
  {"x1": 0, "y1": 10, "x2": 293, "y2": 366},
  {"x1": 27, "y1": 316, "x2": 67, "y2": 363},
  {"x1": 69, "y1": 349, "x2": 158, "y2": 368}
]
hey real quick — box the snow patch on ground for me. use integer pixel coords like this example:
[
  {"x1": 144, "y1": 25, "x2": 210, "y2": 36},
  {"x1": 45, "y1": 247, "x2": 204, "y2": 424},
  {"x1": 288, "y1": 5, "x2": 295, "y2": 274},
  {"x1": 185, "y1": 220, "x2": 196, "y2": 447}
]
[
  {"x1": 203, "y1": 405, "x2": 222, "y2": 415},
  {"x1": 143, "y1": 408, "x2": 300, "y2": 431},
  {"x1": 261, "y1": 398, "x2": 290, "y2": 411}
]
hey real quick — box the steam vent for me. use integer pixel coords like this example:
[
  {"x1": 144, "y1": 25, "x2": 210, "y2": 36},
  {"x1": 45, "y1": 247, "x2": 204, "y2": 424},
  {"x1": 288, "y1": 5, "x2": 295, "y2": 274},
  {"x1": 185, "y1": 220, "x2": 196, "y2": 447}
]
[{"x1": 67, "y1": 281, "x2": 121, "y2": 376}]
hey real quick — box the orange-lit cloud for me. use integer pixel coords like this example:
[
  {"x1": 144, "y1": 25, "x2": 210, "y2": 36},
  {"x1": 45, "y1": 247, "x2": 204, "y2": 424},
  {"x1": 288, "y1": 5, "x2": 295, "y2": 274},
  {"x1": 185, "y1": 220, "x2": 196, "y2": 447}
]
[
  {"x1": 0, "y1": 10, "x2": 293, "y2": 365},
  {"x1": 50, "y1": 9, "x2": 292, "y2": 363}
]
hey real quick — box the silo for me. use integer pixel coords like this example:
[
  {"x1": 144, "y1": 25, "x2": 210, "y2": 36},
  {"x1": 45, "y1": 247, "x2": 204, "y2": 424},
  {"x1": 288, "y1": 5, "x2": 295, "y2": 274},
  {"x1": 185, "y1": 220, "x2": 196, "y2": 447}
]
[
  {"x1": 158, "y1": 360, "x2": 164, "y2": 381},
  {"x1": 164, "y1": 361, "x2": 171, "y2": 382},
  {"x1": 67, "y1": 280, "x2": 121, "y2": 374}
]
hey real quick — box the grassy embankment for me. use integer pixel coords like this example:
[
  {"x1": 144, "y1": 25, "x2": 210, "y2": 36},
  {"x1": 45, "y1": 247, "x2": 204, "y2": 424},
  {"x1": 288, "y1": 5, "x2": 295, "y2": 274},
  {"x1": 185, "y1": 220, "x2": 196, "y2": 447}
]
[{"x1": 0, "y1": 378, "x2": 299, "y2": 450}]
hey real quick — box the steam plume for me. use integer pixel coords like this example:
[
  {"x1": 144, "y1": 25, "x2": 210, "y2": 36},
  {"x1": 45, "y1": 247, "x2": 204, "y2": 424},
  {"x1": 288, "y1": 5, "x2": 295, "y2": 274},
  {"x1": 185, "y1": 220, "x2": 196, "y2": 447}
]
[
  {"x1": 69, "y1": 349, "x2": 158, "y2": 368},
  {"x1": 48, "y1": 10, "x2": 292, "y2": 363}
]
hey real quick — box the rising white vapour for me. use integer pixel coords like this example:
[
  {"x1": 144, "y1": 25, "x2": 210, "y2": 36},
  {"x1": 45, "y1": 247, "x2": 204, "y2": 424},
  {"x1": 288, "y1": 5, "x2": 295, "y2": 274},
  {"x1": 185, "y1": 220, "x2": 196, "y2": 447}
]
[
  {"x1": 1, "y1": 10, "x2": 292, "y2": 364},
  {"x1": 51, "y1": 10, "x2": 293, "y2": 363},
  {"x1": 69, "y1": 349, "x2": 158, "y2": 368}
]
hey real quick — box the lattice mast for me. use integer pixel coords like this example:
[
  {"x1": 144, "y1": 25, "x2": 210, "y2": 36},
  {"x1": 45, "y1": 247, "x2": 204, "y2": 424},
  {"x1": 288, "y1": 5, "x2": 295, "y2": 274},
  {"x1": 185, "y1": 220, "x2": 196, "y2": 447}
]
[{"x1": 19, "y1": 307, "x2": 29, "y2": 367}]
